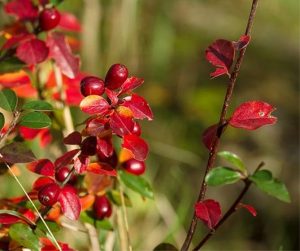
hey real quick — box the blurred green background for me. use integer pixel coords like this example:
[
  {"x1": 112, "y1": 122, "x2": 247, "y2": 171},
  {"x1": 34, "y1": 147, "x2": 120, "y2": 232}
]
[{"x1": 1, "y1": 0, "x2": 299, "y2": 250}]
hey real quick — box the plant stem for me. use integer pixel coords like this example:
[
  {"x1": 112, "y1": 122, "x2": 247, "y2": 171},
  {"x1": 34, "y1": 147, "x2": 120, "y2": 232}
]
[
  {"x1": 181, "y1": 0, "x2": 259, "y2": 250},
  {"x1": 193, "y1": 161, "x2": 265, "y2": 250},
  {"x1": 0, "y1": 111, "x2": 20, "y2": 147}
]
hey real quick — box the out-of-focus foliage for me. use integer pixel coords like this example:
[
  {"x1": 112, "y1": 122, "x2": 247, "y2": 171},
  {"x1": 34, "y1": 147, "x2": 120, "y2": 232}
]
[{"x1": 0, "y1": 0, "x2": 298, "y2": 250}]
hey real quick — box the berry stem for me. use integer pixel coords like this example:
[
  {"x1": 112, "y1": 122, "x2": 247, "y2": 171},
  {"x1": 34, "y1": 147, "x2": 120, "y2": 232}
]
[
  {"x1": 2, "y1": 161, "x2": 62, "y2": 251},
  {"x1": 181, "y1": 0, "x2": 260, "y2": 250},
  {"x1": 193, "y1": 161, "x2": 265, "y2": 250}
]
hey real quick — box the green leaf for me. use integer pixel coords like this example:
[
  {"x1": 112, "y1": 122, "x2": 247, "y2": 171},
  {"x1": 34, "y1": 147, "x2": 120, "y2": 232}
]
[
  {"x1": 23, "y1": 101, "x2": 53, "y2": 111},
  {"x1": 119, "y1": 170, "x2": 154, "y2": 199},
  {"x1": 95, "y1": 219, "x2": 113, "y2": 231},
  {"x1": 107, "y1": 190, "x2": 132, "y2": 207},
  {"x1": 0, "y1": 142, "x2": 36, "y2": 163},
  {"x1": 205, "y1": 166, "x2": 242, "y2": 186},
  {"x1": 154, "y1": 243, "x2": 178, "y2": 251},
  {"x1": 20, "y1": 111, "x2": 51, "y2": 128},
  {"x1": 218, "y1": 151, "x2": 246, "y2": 172},
  {"x1": 249, "y1": 170, "x2": 291, "y2": 203},
  {"x1": 0, "y1": 112, "x2": 4, "y2": 130},
  {"x1": 50, "y1": 0, "x2": 64, "y2": 6},
  {"x1": 80, "y1": 211, "x2": 94, "y2": 225},
  {"x1": 0, "y1": 89, "x2": 17, "y2": 112},
  {"x1": 9, "y1": 223, "x2": 39, "y2": 251},
  {"x1": 0, "y1": 57, "x2": 26, "y2": 73},
  {"x1": 36, "y1": 220, "x2": 61, "y2": 233}
]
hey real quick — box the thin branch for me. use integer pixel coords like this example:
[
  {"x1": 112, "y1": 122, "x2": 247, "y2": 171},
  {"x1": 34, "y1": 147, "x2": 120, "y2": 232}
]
[
  {"x1": 181, "y1": 0, "x2": 260, "y2": 250},
  {"x1": 0, "y1": 111, "x2": 20, "y2": 147},
  {"x1": 193, "y1": 161, "x2": 265, "y2": 250}
]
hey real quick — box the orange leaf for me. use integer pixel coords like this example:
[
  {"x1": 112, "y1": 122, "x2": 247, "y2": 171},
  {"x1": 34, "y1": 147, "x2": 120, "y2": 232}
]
[{"x1": 80, "y1": 194, "x2": 95, "y2": 211}]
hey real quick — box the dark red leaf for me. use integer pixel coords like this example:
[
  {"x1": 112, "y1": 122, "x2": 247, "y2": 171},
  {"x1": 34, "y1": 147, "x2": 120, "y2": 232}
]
[
  {"x1": 16, "y1": 38, "x2": 49, "y2": 65},
  {"x1": 229, "y1": 101, "x2": 277, "y2": 130},
  {"x1": 122, "y1": 135, "x2": 149, "y2": 161},
  {"x1": 58, "y1": 185, "x2": 81, "y2": 220},
  {"x1": 0, "y1": 214, "x2": 19, "y2": 225},
  {"x1": 58, "y1": 12, "x2": 81, "y2": 32},
  {"x1": 105, "y1": 88, "x2": 119, "y2": 106},
  {"x1": 0, "y1": 142, "x2": 36, "y2": 164},
  {"x1": 202, "y1": 124, "x2": 217, "y2": 150},
  {"x1": 237, "y1": 203, "x2": 257, "y2": 217},
  {"x1": 1, "y1": 33, "x2": 34, "y2": 50},
  {"x1": 41, "y1": 237, "x2": 76, "y2": 251},
  {"x1": 63, "y1": 131, "x2": 82, "y2": 145},
  {"x1": 195, "y1": 199, "x2": 221, "y2": 229},
  {"x1": 54, "y1": 149, "x2": 80, "y2": 169},
  {"x1": 27, "y1": 159, "x2": 55, "y2": 176},
  {"x1": 110, "y1": 110, "x2": 134, "y2": 136},
  {"x1": 119, "y1": 77, "x2": 144, "y2": 95},
  {"x1": 74, "y1": 154, "x2": 90, "y2": 174},
  {"x1": 46, "y1": 32, "x2": 80, "y2": 79},
  {"x1": 4, "y1": 0, "x2": 38, "y2": 21},
  {"x1": 97, "y1": 137, "x2": 113, "y2": 158},
  {"x1": 85, "y1": 117, "x2": 110, "y2": 137},
  {"x1": 32, "y1": 177, "x2": 55, "y2": 191},
  {"x1": 87, "y1": 163, "x2": 117, "y2": 176},
  {"x1": 80, "y1": 95, "x2": 110, "y2": 115},
  {"x1": 122, "y1": 94, "x2": 153, "y2": 120},
  {"x1": 233, "y1": 35, "x2": 251, "y2": 50},
  {"x1": 205, "y1": 39, "x2": 235, "y2": 78}
]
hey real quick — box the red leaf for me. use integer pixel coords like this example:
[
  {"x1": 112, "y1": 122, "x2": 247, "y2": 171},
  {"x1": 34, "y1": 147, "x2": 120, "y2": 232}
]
[
  {"x1": 85, "y1": 117, "x2": 110, "y2": 137},
  {"x1": 105, "y1": 88, "x2": 119, "y2": 106},
  {"x1": 110, "y1": 110, "x2": 134, "y2": 136},
  {"x1": 195, "y1": 199, "x2": 221, "y2": 229},
  {"x1": 32, "y1": 177, "x2": 55, "y2": 191},
  {"x1": 1, "y1": 33, "x2": 34, "y2": 50},
  {"x1": 97, "y1": 137, "x2": 113, "y2": 158},
  {"x1": 4, "y1": 0, "x2": 38, "y2": 21},
  {"x1": 19, "y1": 126, "x2": 51, "y2": 148},
  {"x1": 27, "y1": 159, "x2": 55, "y2": 176},
  {"x1": 54, "y1": 149, "x2": 80, "y2": 169},
  {"x1": 122, "y1": 135, "x2": 149, "y2": 161},
  {"x1": 237, "y1": 203, "x2": 257, "y2": 217},
  {"x1": 41, "y1": 237, "x2": 76, "y2": 251},
  {"x1": 58, "y1": 186, "x2": 81, "y2": 220},
  {"x1": 63, "y1": 131, "x2": 82, "y2": 145},
  {"x1": 229, "y1": 101, "x2": 277, "y2": 130},
  {"x1": 16, "y1": 38, "x2": 49, "y2": 65},
  {"x1": 87, "y1": 163, "x2": 117, "y2": 176},
  {"x1": 46, "y1": 32, "x2": 80, "y2": 79},
  {"x1": 0, "y1": 214, "x2": 20, "y2": 225},
  {"x1": 80, "y1": 95, "x2": 110, "y2": 115},
  {"x1": 123, "y1": 94, "x2": 153, "y2": 120},
  {"x1": 58, "y1": 12, "x2": 81, "y2": 32},
  {"x1": 119, "y1": 77, "x2": 144, "y2": 95},
  {"x1": 202, "y1": 124, "x2": 217, "y2": 150},
  {"x1": 233, "y1": 35, "x2": 251, "y2": 50},
  {"x1": 0, "y1": 70, "x2": 31, "y2": 88},
  {"x1": 205, "y1": 39, "x2": 235, "y2": 78},
  {"x1": 74, "y1": 154, "x2": 90, "y2": 174}
]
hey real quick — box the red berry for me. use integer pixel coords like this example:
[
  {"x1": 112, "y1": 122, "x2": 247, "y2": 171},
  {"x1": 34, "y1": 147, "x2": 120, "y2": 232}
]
[
  {"x1": 93, "y1": 195, "x2": 112, "y2": 219},
  {"x1": 105, "y1": 64, "x2": 128, "y2": 90},
  {"x1": 38, "y1": 183, "x2": 60, "y2": 206},
  {"x1": 132, "y1": 122, "x2": 141, "y2": 136},
  {"x1": 39, "y1": 8, "x2": 61, "y2": 31},
  {"x1": 81, "y1": 136, "x2": 97, "y2": 156},
  {"x1": 122, "y1": 159, "x2": 145, "y2": 175},
  {"x1": 55, "y1": 167, "x2": 70, "y2": 182},
  {"x1": 80, "y1": 76, "x2": 105, "y2": 96}
]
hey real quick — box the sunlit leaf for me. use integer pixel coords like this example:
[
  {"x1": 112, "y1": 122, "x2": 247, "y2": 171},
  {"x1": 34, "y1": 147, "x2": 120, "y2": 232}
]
[
  {"x1": 122, "y1": 135, "x2": 149, "y2": 161},
  {"x1": 217, "y1": 151, "x2": 246, "y2": 172},
  {"x1": 9, "y1": 223, "x2": 39, "y2": 251},
  {"x1": 22, "y1": 101, "x2": 53, "y2": 111},
  {"x1": 249, "y1": 170, "x2": 291, "y2": 203},
  {"x1": 0, "y1": 89, "x2": 17, "y2": 112},
  {"x1": 20, "y1": 112, "x2": 51, "y2": 129},
  {"x1": 119, "y1": 170, "x2": 154, "y2": 199},
  {"x1": 80, "y1": 95, "x2": 110, "y2": 115},
  {"x1": 205, "y1": 166, "x2": 242, "y2": 186},
  {"x1": 123, "y1": 94, "x2": 153, "y2": 120},
  {"x1": 58, "y1": 186, "x2": 81, "y2": 220}
]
